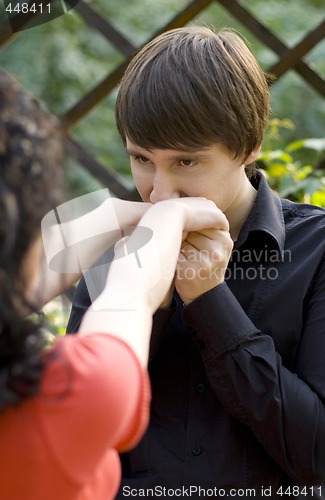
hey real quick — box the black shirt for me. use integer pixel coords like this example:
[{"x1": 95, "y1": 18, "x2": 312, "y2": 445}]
[{"x1": 66, "y1": 171, "x2": 325, "y2": 499}]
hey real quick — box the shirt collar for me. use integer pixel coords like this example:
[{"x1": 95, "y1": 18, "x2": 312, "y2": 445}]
[{"x1": 235, "y1": 170, "x2": 285, "y2": 252}]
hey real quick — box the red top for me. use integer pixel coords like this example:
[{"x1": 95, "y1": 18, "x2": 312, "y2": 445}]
[{"x1": 0, "y1": 333, "x2": 150, "y2": 499}]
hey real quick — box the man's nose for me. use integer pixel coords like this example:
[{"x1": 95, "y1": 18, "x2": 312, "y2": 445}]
[{"x1": 149, "y1": 172, "x2": 180, "y2": 203}]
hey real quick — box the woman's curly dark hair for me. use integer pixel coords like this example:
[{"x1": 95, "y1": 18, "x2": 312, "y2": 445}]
[{"x1": 0, "y1": 69, "x2": 63, "y2": 411}]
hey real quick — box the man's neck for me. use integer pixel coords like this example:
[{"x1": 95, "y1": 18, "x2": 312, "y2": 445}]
[{"x1": 227, "y1": 175, "x2": 257, "y2": 242}]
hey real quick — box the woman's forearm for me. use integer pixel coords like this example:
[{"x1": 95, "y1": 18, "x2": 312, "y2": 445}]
[
  {"x1": 79, "y1": 198, "x2": 225, "y2": 368},
  {"x1": 78, "y1": 203, "x2": 184, "y2": 367},
  {"x1": 32, "y1": 198, "x2": 150, "y2": 307}
]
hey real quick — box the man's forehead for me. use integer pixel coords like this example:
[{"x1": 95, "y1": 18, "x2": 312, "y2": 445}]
[{"x1": 125, "y1": 138, "x2": 214, "y2": 158}]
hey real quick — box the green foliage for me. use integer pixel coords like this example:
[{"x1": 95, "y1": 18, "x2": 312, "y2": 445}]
[
  {"x1": 258, "y1": 120, "x2": 325, "y2": 206},
  {"x1": 41, "y1": 297, "x2": 71, "y2": 338}
]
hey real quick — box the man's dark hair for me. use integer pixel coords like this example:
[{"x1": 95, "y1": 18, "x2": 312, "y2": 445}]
[{"x1": 116, "y1": 26, "x2": 270, "y2": 162}]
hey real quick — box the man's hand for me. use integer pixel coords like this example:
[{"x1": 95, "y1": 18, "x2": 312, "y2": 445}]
[{"x1": 175, "y1": 226, "x2": 233, "y2": 305}]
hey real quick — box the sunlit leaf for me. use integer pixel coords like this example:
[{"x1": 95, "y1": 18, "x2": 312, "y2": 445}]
[
  {"x1": 311, "y1": 190, "x2": 325, "y2": 207},
  {"x1": 287, "y1": 138, "x2": 325, "y2": 152}
]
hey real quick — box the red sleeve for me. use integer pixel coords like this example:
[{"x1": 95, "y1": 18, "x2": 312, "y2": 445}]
[{"x1": 35, "y1": 333, "x2": 151, "y2": 483}]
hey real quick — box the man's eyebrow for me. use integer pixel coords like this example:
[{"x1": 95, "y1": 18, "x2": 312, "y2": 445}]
[
  {"x1": 126, "y1": 146, "x2": 146, "y2": 157},
  {"x1": 126, "y1": 147, "x2": 210, "y2": 160}
]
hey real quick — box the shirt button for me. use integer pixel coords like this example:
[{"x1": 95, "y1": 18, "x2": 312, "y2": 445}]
[
  {"x1": 197, "y1": 339, "x2": 205, "y2": 349},
  {"x1": 188, "y1": 327, "x2": 196, "y2": 336},
  {"x1": 196, "y1": 383, "x2": 206, "y2": 393},
  {"x1": 192, "y1": 446, "x2": 202, "y2": 456}
]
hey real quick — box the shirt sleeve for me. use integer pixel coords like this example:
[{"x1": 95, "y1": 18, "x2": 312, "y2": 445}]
[
  {"x1": 183, "y1": 279, "x2": 325, "y2": 486},
  {"x1": 36, "y1": 333, "x2": 151, "y2": 483}
]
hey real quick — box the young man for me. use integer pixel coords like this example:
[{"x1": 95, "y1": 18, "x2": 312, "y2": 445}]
[{"x1": 67, "y1": 27, "x2": 325, "y2": 498}]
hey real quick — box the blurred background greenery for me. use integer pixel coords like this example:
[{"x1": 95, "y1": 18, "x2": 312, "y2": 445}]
[{"x1": 0, "y1": 0, "x2": 324, "y2": 334}]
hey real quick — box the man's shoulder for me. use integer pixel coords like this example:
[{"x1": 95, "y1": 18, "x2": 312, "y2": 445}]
[
  {"x1": 281, "y1": 198, "x2": 325, "y2": 221},
  {"x1": 281, "y1": 198, "x2": 325, "y2": 242}
]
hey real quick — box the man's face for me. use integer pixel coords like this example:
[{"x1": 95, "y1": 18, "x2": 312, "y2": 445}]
[{"x1": 126, "y1": 139, "x2": 255, "y2": 218}]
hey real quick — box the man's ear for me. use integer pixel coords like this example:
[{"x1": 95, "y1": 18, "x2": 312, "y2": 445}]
[{"x1": 243, "y1": 144, "x2": 262, "y2": 165}]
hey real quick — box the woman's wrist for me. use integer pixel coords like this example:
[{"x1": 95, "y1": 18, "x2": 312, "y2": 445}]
[{"x1": 111, "y1": 199, "x2": 151, "y2": 229}]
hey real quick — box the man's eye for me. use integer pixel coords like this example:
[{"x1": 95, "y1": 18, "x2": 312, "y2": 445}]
[
  {"x1": 179, "y1": 159, "x2": 196, "y2": 167},
  {"x1": 135, "y1": 156, "x2": 151, "y2": 164}
]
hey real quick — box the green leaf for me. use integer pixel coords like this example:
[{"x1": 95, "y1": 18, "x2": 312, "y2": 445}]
[
  {"x1": 311, "y1": 190, "x2": 325, "y2": 207},
  {"x1": 287, "y1": 138, "x2": 325, "y2": 152}
]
